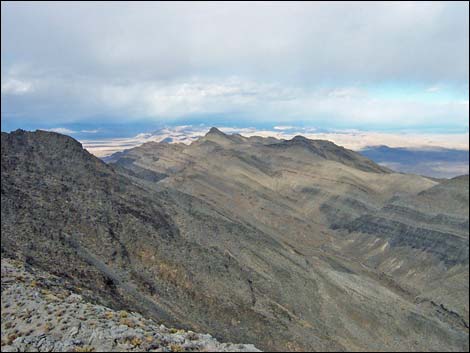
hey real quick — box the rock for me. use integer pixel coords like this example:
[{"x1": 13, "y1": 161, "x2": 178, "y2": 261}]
[{"x1": 66, "y1": 294, "x2": 83, "y2": 303}]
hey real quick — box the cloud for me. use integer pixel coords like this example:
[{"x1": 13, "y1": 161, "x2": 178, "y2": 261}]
[
  {"x1": 2, "y1": 2, "x2": 468, "y2": 82},
  {"x1": 44, "y1": 127, "x2": 76, "y2": 134},
  {"x1": 274, "y1": 126, "x2": 295, "y2": 130},
  {"x1": 1, "y1": 78, "x2": 33, "y2": 95},
  {"x1": 327, "y1": 87, "x2": 368, "y2": 99},
  {"x1": 426, "y1": 86, "x2": 440, "y2": 93},
  {"x1": 1, "y1": 2, "x2": 468, "y2": 131},
  {"x1": 1, "y1": 75, "x2": 467, "y2": 131}
]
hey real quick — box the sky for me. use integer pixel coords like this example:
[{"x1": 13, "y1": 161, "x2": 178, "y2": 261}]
[{"x1": 1, "y1": 1, "x2": 469, "y2": 139}]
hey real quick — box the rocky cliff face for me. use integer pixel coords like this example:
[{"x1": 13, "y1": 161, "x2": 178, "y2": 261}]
[{"x1": 1, "y1": 129, "x2": 468, "y2": 351}]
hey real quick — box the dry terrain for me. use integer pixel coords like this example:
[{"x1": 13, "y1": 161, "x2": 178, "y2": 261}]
[{"x1": 1, "y1": 128, "x2": 468, "y2": 351}]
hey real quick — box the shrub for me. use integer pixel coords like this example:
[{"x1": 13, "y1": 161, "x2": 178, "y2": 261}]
[{"x1": 170, "y1": 344, "x2": 184, "y2": 352}]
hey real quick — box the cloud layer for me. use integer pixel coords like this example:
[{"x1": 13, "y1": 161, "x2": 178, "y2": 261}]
[{"x1": 1, "y1": 2, "x2": 469, "y2": 131}]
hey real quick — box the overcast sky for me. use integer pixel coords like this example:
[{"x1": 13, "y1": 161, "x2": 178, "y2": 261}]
[{"x1": 1, "y1": 1, "x2": 469, "y2": 135}]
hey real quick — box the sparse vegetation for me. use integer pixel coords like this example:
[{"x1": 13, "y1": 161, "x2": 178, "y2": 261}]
[
  {"x1": 119, "y1": 318, "x2": 136, "y2": 328},
  {"x1": 6, "y1": 334, "x2": 17, "y2": 345},
  {"x1": 129, "y1": 336, "x2": 142, "y2": 346},
  {"x1": 170, "y1": 344, "x2": 184, "y2": 352},
  {"x1": 104, "y1": 311, "x2": 113, "y2": 319}
]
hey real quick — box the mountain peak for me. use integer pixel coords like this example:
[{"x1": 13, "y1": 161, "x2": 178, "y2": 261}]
[
  {"x1": 3, "y1": 129, "x2": 84, "y2": 152},
  {"x1": 291, "y1": 135, "x2": 309, "y2": 142},
  {"x1": 199, "y1": 127, "x2": 241, "y2": 146},
  {"x1": 1, "y1": 129, "x2": 103, "y2": 175},
  {"x1": 269, "y1": 134, "x2": 390, "y2": 173},
  {"x1": 206, "y1": 127, "x2": 226, "y2": 136}
]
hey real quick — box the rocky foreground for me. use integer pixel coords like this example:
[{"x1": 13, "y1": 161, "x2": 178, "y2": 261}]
[{"x1": 0, "y1": 258, "x2": 260, "y2": 352}]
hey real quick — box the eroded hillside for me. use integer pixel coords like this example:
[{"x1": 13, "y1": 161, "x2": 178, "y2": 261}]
[{"x1": 1, "y1": 129, "x2": 468, "y2": 351}]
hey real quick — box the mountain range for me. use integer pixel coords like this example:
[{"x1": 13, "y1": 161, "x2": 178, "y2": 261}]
[
  {"x1": 80, "y1": 125, "x2": 468, "y2": 178},
  {"x1": 1, "y1": 128, "x2": 468, "y2": 351}
]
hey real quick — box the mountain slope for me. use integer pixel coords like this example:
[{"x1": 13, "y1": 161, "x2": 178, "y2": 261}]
[
  {"x1": 1, "y1": 258, "x2": 260, "y2": 352},
  {"x1": 104, "y1": 128, "x2": 470, "y2": 349},
  {"x1": 2, "y1": 129, "x2": 468, "y2": 351},
  {"x1": 332, "y1": 175, "x2": 469, "y2": 326},
  {"x1": 268, "y1": 134, "x2": 392, "y2": 173},
  {"x1": 1, "y1": 130, "x2": 293, "y2": 350}
]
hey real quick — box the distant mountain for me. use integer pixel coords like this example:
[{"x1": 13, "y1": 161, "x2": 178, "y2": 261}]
[
  {"x1": 80, "y1": 126, "x2": 468, "y2": 179},
  {"x1": 1, "y1": 128, "x2": 468, "y2": 351},
  {"x1": 269, "y1": 135, "x2": 391, "y2": 173},
  {"x1": 360, "y1": 145, "x2": 469, "y2": 178}
]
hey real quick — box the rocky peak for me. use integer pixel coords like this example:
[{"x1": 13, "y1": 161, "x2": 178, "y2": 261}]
[
  {"x1": 199, "y1": 127, "x2": 245, "y2": 146},
  {"x1": 291, "y1": 135, "x2": 310, "y2": 143},
  {"x1": 206, "y1": 127, "x2": 227, "y2": 136},
  {"x1": 2, "y1": 129, "x2": 85, "y2": 156},
  {"x1": 1, "y1": 129, "x2": 113, "y2": 186}
]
